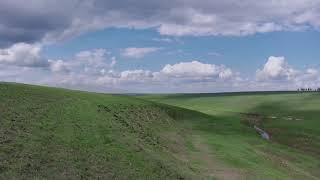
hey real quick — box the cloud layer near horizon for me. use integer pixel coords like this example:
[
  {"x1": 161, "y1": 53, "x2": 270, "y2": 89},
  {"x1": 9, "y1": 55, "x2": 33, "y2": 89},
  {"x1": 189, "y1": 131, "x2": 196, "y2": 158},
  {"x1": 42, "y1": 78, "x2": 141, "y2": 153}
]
[{"x1": 0, "y1": 42, "x2": 319, "y2": 93}]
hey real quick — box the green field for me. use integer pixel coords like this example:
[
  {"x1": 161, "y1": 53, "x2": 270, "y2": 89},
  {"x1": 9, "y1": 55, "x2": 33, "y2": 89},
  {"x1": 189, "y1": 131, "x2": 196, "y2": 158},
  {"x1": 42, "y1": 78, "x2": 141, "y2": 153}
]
[
  {"x1": 142, "y1": 93, "x2": 320, "y2": 179},
  {"x1": 1, "y1": 83, "x2": 319, "y2": 179}
]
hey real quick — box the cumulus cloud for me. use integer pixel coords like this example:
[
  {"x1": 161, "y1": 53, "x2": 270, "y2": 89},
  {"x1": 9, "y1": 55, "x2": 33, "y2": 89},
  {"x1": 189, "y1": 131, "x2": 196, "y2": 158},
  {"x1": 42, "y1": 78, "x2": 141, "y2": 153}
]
[
  {"x1": 160, "y1": 61, "x2": 233, "y2": 80},
  {"x1": 0, "y1": 43, "x2": 116, "y2": 77},
  {"x1": 256, "y1": 56, "x2": 320, "y2": 89},
  {"x1": 0, "y1": 43, "x2": 47, "y2": 67},
  {"x1": 1, "y1": 44, "x2": 319, "y2": 93},
  {"x1": 0, "y1": 47, "x2": 122, "y2": 92},
  {"x1": 73, "y1": 49, "x2": 116, "y2": 73},
  {"x1": 115, "y1": 61, "x2": 234, "y2": 83},
  {"x1": 294, "y1": 68, "x2": 320, "y2": 89},
  {"x1": 48, "y1": 59, "x2": 69, "y2": 73},
  {"x1": 93, "y1": 60, "x2": 239, "y2": 92},
  {"x1": 121, "y1": 47, "x2": 160, "y2": 58},
  {"x1": 1, "y1": 0, "x2": 320, "y2": 46},
  {"x1": 29, "y1": 57, "x2": 237, "y2": 92},
  {"x1": 120, "y1": 70, "x2": 153, "y2": 81},
  {"x1": 256, "y1": 56, "x2": 298, "y2": 81},
  {"x1": 47, "y1": 49, "x2": 117, "y2": 78}
]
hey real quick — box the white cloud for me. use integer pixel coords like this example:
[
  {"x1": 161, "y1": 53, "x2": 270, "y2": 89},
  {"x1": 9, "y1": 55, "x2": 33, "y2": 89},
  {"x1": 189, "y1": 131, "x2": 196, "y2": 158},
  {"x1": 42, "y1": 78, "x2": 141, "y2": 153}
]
[
  {"x1": 0, "y1": 44, "x2": 240, "y2": 92},
  {"x1": 219, "y1": 68, "x2": 233, "y2": 79},
  {"x1": 110, "y1": 57, "x2": 117, "y2": 67},
  {"x1": 0, "y1": 45, "x2": 118, "y2": 76},
  {"x1": 294, "y1": 68, "x2": 320, "y2": 88},
  {"x1": 120, "y1": 70, "x2": 153, "y2": 81},
  {"x1": 70, "y1": 1, "x2": 320, "y2": 37},
  {"x1": 255, "y1": 56, "x2": 320, "y2": 90},
  {"x1": 0, "y1": 43, "x2": 47, "y2": 67},
  {"x1": 152, "y1": 38, "x2": 174, "y2": 43},
  {"x1": 306, "y1": 68, "x2": 318, "y2": 76},
  {"x1": 3, "y1": 0, "x2": 320, "y2": 46},
  {"x1": 121, "y1": 47, "x2": 160, "y2": 58},
  {"x1": 256, "y1": 56, "x2": 298, "y2": 81},
  {"x1": 47, "y1": 49, "x2": 117, "y2": 76},
  {"x1": 160, "y1": 61, "x2": 233, "y2": 80},
  {"x1": 1, "y1": 46, "x2": 320, "y2": 93},
  {"x1": 93, "y1": 60, "x2": 239, "y2": 92},
  {"x1": 48, "y1": 59, "x2": 69, "y2": 73}
]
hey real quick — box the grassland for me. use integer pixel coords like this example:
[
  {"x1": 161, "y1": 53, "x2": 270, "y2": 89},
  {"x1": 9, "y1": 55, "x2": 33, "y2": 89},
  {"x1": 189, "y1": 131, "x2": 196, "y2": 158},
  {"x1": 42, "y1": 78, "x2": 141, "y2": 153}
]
[
  {"x1": 0, "y1": 83, "x2": 319, "y2": 179},
  {"x1": 141, "y1": 92, "x2": 320, "y2": 179}
]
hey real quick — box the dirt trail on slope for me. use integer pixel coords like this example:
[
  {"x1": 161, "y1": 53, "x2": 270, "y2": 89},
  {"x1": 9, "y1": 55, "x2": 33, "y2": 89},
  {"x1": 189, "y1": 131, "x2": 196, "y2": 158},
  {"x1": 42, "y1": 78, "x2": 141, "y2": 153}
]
[{"x1": 190, "y1": 135, "x2": 244, "y2": 180}]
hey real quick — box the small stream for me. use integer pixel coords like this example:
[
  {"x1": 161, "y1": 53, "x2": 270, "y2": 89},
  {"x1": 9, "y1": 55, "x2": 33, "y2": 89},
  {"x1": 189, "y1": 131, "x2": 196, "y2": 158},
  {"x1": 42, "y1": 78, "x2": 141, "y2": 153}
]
[{"x1": 254, "y1": 125, "x2": 270, "y2": 140}]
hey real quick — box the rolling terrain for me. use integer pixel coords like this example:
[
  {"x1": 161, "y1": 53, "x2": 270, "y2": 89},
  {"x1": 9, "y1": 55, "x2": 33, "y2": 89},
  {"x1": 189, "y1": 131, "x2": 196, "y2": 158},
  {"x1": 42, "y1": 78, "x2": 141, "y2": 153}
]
[
  {"x1": 141, "y1": 92, "x2": 320, "y2": 179},
  {"x1": 0, "y1": 83, "x2": 319, "y2": 179}
]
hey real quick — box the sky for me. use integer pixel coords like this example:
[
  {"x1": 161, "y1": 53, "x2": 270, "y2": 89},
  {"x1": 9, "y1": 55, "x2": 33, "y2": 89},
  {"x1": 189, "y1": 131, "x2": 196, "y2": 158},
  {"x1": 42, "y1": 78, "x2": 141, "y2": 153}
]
[{"x1": 1, "y1": 0, "x2": 320, "y2": 93}]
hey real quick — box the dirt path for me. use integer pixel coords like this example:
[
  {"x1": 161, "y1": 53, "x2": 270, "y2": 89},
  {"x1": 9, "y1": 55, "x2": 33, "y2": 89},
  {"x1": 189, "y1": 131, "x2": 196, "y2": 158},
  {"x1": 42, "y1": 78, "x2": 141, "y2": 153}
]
[{"x1": 190, "y1": 135, "x2": 244, "y2": 180}]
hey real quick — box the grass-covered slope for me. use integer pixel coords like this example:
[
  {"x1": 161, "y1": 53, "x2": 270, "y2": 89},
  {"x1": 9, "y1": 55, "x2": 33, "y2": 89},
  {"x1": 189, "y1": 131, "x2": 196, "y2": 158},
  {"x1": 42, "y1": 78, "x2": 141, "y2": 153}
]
[
  {"x1": 1, "y1": 83, "x2": 319, "y2": 179},
  {"x1": 0, "y1": 83, "x2": 202, "y2": 179},
  {"x1": 142, "y1": 93, "x2": 320, "y2": 179}
]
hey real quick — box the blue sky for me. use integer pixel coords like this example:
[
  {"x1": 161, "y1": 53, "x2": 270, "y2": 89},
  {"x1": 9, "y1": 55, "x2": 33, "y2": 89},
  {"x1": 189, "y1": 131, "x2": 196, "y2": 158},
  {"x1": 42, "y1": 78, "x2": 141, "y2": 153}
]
[
  {"x1": 1, "y1": 0, "x2": 320, "y2": 92},
  {"x1": 45, "y1": 28, "x2": 320, "y2": 73}
]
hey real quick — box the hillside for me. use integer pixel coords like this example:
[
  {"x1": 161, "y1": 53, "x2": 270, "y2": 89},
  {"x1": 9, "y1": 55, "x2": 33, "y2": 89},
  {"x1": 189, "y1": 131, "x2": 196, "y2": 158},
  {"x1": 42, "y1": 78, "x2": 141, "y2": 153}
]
[
  {"x1": 0, "y1": 83, "x2": 319, "y2": 179},
  {"x1": 0, "y1": 83, "x2": 196, "y2": 179},
  {"x1": 141, "y1": 93, "x2": 320, "y2": 179}
]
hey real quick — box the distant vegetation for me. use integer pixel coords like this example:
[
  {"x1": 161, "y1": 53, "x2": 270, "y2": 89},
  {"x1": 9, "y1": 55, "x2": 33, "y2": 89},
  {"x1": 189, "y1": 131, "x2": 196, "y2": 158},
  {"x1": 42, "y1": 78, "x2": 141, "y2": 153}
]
[
  {"x1": 298, "y1": 88, "x2": 320, "y2": 92},
  {"x1": 1, "y1": 82, "x2": 319, "y2": 179}
]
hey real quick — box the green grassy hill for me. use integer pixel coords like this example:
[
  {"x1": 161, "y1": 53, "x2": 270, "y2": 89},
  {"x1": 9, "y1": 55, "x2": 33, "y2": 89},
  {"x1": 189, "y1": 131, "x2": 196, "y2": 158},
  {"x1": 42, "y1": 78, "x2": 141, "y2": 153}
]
[
  {"x1": 1, "y1": 83, "x2": 319, "y2": 179},
  {"x1": 0, "y1": 83, "x2": 205, "y2": 179},
  {"x1": 141, "y1": 93, "x2": 320, "y2": 179}
]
